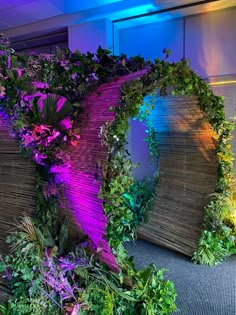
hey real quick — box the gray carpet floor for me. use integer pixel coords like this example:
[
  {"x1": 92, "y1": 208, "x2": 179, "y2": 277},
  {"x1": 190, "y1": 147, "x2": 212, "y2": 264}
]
[{"x1": 125, "y1": 240, "x2": 236, "y2": 315}]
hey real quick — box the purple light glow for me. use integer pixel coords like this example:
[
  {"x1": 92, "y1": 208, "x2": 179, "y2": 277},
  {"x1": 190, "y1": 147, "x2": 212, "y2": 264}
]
[
  {"x1": 52, "y1": 164, "x2": 118, "y2": 271},
  {"x1": 54, "y1": 71, "x2": 146, "y2": 271}
]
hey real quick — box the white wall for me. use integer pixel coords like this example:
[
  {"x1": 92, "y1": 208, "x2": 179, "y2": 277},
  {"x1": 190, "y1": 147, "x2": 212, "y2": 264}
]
[
  {"x1": 116, "y1": 7, "x2": 236, "y2": 77},
  {"x1": 211, "y1": 83, "x2": 236, "y2": 172},
  {"x1": 118, "y1": 18, "x2": 184, "y2": 62},
  {"x1": 185, "y1": 9, "x2": 236, "y2": 77},
  {"x1": 69, "y1": 19, "x2": 112, "y2": 53}
]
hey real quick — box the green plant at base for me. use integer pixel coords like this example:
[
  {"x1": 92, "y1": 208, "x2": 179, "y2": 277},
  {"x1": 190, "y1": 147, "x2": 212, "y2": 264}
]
[
  {"x1": 193, "y1": 193, "x2": 236, "y2": 265},
  {"x1": 0, "y1": 226, "x2": 57, "y2": 315},
  {"x1": 78, "y1": 246, "x2": 176, "y2": 315},
  {"x1": 123, "y1": 177, "x2": 157, "y2": 225}
]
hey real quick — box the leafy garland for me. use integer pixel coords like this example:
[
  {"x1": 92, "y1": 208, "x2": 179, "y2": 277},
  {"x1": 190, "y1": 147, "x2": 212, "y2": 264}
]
[{"x1": 102, "y1": 55, "x2": 235, "y2": 266}]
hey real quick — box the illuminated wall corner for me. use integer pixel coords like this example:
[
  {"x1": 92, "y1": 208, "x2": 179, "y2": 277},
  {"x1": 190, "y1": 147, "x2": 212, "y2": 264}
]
[
  {"x1": 116, "y1": 16, "x2": 184, "y2": 61},
  {"x1": 68, "y1": 18, "x2": 113, "y2": 53},
  {"x1": 185, "y1": 8, "x2": 236, "y2": 78},
  {"x1": 206, "y1": 74, "x2": 236, "y2": 171}
]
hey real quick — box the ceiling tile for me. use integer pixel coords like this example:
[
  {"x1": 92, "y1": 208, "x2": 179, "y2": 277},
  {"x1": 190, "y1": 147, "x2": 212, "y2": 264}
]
[
  {"x1": 16, "y1": 0, "x2": 63, "y2": 19},
  {"x1": 0, "y1": 0, "x2": 35, "y2": 8},
  {"x1": 47, "y1": 0, "x2": 64, "y2": 11},
  {"x1": 0, "y1": 7, "x2": 37, "y2": 27}
]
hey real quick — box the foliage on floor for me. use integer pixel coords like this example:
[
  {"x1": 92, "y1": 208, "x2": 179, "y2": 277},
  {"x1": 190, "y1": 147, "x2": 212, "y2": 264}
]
[{"x1": 0, "y1": 216, "x2": 176, "y2": 315}]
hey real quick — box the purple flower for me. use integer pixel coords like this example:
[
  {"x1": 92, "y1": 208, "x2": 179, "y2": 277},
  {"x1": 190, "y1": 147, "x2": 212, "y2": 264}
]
[
  {"x1": 49, "y1": 163, "x2": 71, "y2": 184},
  {"x1": 21, "y1": 132, "x2": 35, "y2": 147},
  {"x1": 33, "y1": 150, "x2": 47, "y2": 165},
  {"x1": 59, "y1": 117, "x2": 72, "y2": 130},
  {"x1": 71, "y1": 73, "x2": 77, "y2": 80},
  {"x1": 59, "y1": 259, "x2": 76, "y2": 272},
  {"x1": 32, "y1": 81, "x2": 49, "y2": 89},
  {"x1": 59, "y1": 256, "x2": 88, "y2": 271},
  {"x1": 45, "y1": 129, "x2": 61, "y2": 146},
  {"x1": 71, "y1": 304, "x2": 80, "y2": 315},
  {"x1": 3, "y1": 267, "x2": 13, "y2": 281}
]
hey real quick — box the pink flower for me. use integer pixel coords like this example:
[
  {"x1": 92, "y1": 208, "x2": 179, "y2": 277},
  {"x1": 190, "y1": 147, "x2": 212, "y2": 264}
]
[
  {"x1": 0, "y1": 86, "x2": 6, "y2": 97},
  {"x1": 13, "y1": 68, "x2": 24, "y2": 78},
  {"x1": 46, "y1": 129, "x2": 61, "y2": 145},
  {"x1": 33, "y1": 124, "x2": 51, "y2": 135},
  {"x1": 21, "y1": 132, "x2": 35, "y2": 147},
  {"x1": 69, "y1": 130, "x2": 80, "y2": 147}
]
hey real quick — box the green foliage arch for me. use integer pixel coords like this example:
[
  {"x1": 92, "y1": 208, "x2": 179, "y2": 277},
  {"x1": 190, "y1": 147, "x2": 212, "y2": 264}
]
[{"x1": 103, "y1": 56, "x2": 236, "y2": 266}]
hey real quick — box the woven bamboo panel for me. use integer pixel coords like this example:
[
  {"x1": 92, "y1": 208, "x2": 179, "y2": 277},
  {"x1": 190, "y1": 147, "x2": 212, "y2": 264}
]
[
  {"x1": 61, "y1": 70, "x2": 147, "y2": 270},
  {"x1": 137, "y1": 95, "x2": 218, "y2": 256},
  {"x1": 0, "y1": 111, "x2": 35, "y2": 301}
]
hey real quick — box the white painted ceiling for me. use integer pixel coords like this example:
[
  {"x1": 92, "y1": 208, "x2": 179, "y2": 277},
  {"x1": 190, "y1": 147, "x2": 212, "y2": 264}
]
[
  {"x1": 0, "y1": 0, "x2": 235, "y2": 36},
  {"x1": 0, "y1": 0, "x2": 124, "y2": 29}
]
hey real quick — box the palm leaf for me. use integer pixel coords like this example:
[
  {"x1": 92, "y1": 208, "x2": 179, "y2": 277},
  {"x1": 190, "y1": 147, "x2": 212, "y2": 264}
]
[{"x1": 38, "y1": 93, "x2": 73, "y2": 128}]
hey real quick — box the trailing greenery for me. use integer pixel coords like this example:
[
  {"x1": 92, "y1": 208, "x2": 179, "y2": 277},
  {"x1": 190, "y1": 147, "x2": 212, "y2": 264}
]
[
  {"x1": 149, "y1": 57, "x2": 236, "y2": 265},
  {"x1": 0, "y1": 217, "x2": 176, "y2": 315},
  {"x1": 0, "y1": 36, "x2": 176, "y2": 314},
  {"x1": 101, "y1": 55, "x2": 235, "y2": 266}
]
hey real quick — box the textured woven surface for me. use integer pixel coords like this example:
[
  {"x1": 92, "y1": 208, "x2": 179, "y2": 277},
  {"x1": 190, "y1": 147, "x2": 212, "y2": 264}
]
[
  {"x1": 126, "y1": 240, "x2": 236, "y2": 315},
  {"x1": 61, "y1": 70, "x2": 147, "y2": 270},
  {"x1": 0, "y1": 111, "x2": 35, "y2": 301},
  {"x1": 138, "y1": 95, "x2": 218, "y2": 256}
]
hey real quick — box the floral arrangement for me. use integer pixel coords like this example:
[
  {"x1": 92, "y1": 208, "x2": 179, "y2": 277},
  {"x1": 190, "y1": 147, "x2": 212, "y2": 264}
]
[
  {"x1": 0, "y1": 33, "x2": 235, "y2": 315},
  {"x1": 0, "y1": 36, "x2": 176, "y2": 315}
]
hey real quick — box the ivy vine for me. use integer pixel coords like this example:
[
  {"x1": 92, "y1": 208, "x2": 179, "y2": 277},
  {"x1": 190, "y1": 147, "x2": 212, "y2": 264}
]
[{"x1": 102, "y1": 57, "x2": 235, "y2": 266}]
